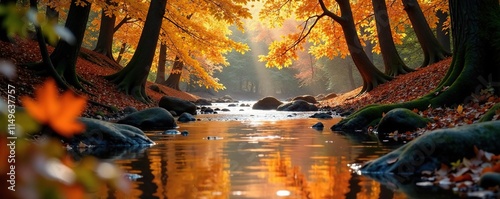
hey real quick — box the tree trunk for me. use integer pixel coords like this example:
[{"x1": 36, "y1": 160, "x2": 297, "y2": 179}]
[
  {"x1": 106, "y1": 0, "x2": 167, "y2": 102},
  {"x1": 403, "y1": 0, "x2": 451, "y2": 67},
  {"x1": 31, "y1": 0, "x2": 91, "y2": 90},
  {"x1": 332, "y1": 0, "x2": 500, "y2": 133},
  {"x1": 436, "y1": 10, "x2": 451, "y2": 53},
  {"x1": 93, "y1": 0, "x2": 116, "y2": 60},
  {"x1": 44, "y1": 2, "x2": 59, "y2": 46},
  {"x1": 29, "y1": 0, "x2": 68, "y2": 89},
  {"x1": 155, "y1": 43, "x2": 167, "y2": 84},
  {"x1": 45, "y1": 3, "x2": 59, "y2": 22},
  {"x1": 320, "y1": 0, "x2": 392, "y2": 95},
  {"x1": 164, "y1": 56, "x2": 183, "y2": 90},
  {"x1": 116, "y1": 42, "x2": 127, "y2": 64},
  {"x1": 0, "y1": 0, "x2": 17, "y2": 42},
  {"x1": 372, "y1": 0, "x2": 414, "y2": 76}
]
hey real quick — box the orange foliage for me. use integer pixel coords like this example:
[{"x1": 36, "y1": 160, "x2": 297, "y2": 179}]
[{"x1": 21, "y1": 79, "x2": 87, "y2": 137}]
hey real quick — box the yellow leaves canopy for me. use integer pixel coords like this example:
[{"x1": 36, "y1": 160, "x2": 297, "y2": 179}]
[{"x1": 21, "y1": 79, "x2": 87, "y2": 137}]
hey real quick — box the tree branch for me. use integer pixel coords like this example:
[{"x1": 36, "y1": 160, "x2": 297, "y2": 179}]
[{"x1": 318, "y1": 0, "x2": 344, "y2": 23}]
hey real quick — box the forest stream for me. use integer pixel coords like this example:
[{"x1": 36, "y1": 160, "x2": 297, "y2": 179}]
[{"x1": 93, "y1": 103, "x2": 459, "y2": 199}]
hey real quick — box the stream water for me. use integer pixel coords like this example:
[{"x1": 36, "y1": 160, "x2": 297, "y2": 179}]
[{"x1": 93, "y1": 103, "x2": 443, "y2": 199}]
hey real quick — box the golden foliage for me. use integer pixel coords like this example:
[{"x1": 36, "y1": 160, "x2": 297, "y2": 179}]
[{"x1": 259, "y1": 0, "x2": 449, "y2": 68}]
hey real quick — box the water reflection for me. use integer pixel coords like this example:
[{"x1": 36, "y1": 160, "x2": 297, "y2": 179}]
[{"x1": 96, "y1": 117, "x2": 408, "y2": 199}]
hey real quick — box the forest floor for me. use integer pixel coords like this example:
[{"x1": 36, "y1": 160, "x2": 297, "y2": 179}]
[
  {"x1": 0, "y1": 38, "x2": 499, "y2": 130},
  {"x1": 0, "y1": 38, "x2": 198, "y2": 117}
]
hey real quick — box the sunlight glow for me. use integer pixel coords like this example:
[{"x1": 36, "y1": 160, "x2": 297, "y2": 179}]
[{"x1": 276, "y1": 190, "x2": 291, "y2": 196}]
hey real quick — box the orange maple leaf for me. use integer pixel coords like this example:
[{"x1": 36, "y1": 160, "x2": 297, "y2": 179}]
[{"x1": 21, "y1": 79, "x2": 87, "y2": 137}]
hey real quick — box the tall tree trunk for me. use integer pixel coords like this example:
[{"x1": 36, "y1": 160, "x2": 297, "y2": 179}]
[
  {"x1": 45, "y1": 3, "x2": 59, "y2": 22},
  {"x1": 0, "y1": 0, "x2": 17, "y2": 42},
  {"x1": 320, "y1": 0, "x2": 392, "y2": 95},
  {"x1": 164, "y1": 56, "x2": 183, "y2": 90},
  {"x1": 332, "y1": 0, "x2": 500, "y2": 132},
  {"x1": 106, "y1": 0, "x2": 167, "y2": 102},
  {"x1": 372, "y1": 0, "x2": 414, "y2": 76},
  {"x1": 155, "y1": 43, "x2": 167, "y2": 84},
  {"x1": 45, "y1": 1, "x2": 59, "y2": 46},
  {"x1": 29, "y1": 0, "x2": 68, "y2": 89},
  {"x1": 116, "y1": 42, "x2": 127, "y2": 64},
  {"x1": 436, "y1": 10, "x2": 451, "y2": 53},
  {"x1": 50, "y1": 0, "x2": 91, "y2": 90},
  {"x1": 402, "y1": 0, "x2": 451, "y2": 67},
  {"x1": 30, "y1": 0, "x2": 91, "y2": 90},
  {"x1": 93, "y1": 0, "x2": 117, "y2": 60}
]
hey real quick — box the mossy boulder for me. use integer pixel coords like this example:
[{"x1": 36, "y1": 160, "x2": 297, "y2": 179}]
[
  {"x1": 277, "y1": 100, "x2": 318, "y2": 111},
  {"x1": 117, "y1": 107, "x2": 177, "y2": 130},
  {"x1": 376, "y1": 108, "x2": 431, "y2": 139},
  {"x1": 361, "y1": 121, "x2": 500, "y2": 176},
  {"x1": 73, "y1": 117, "x2": 154, "y2": 147},
  {"x1": 252, "y1": 96, "x2": 283, "y2": 110}
]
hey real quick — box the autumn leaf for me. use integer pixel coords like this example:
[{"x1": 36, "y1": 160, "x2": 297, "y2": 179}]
[
  {"x1": 451, "y1": 159, "x2": 462, "y2": 170},
  {"x1": 456, "y1": 104, "x2": 463, "y2": 114},
  {"x1": 21, "y1": 79, "x2": 87, "y2": 137}
]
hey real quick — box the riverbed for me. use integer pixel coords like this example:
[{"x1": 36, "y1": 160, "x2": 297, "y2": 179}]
[{"x1": 94, "y1": 103, "x2": 423, "y2": 199}]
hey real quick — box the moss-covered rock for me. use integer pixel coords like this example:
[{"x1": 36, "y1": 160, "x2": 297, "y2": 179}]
[
  {"x1": 376, "y1": 108, "x2": 431, "y2": 140},
  {"x1": 361, "y1": 121, "x2": 500, "y2": 176}
]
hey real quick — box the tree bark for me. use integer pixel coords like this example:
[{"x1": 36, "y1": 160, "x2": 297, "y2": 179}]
[
  {"x1": 164, "y1": 56, "x2": 183, "y2": 90},
  {"x1": 319, "y1": 0, "x2": 392, "y2": 95},
  {"x1": 106, "y1": 0, "x2": 167, "y2": 102},
  {"x1": 45, "y1": 3, "x2": 59, "y2": 23},
  {"x1": 93, "y1": 0, "x2": 117, "y2": 60},
  {"x1": 45, "y1": 1, "x2": 59, "y2": 46},
  {"x1": 49, "y1": 0, "x2": 91, "y2": 90},
  {"x1": 155, "y1": 43, "x2": 167, "y2": 84},
  {"x1": 29, "y1": 0, "x2": 91, "y2": 90},
  {"x1": 116, "y1": 42, "x2": 127, "y2": 64},
  {"x1": 372, "y1": 0, "x2": 414, "y2": 76},
  {"x1": 29, "y1": 0, "x2": 68, "y2": 89},
  {"x1": 403, "y1": 0, "x2": 451, "y2": 67},
  {"x1": 332, "y1": 0, "x2": 500, "y2": 133}
]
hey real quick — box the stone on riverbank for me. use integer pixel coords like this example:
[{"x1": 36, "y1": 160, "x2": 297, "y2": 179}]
[
  {"x1": 178, "y1": 112, "x2": 196, "y2": 122},
  {"x1": 73, "y1": 117, "x2": 155, "y2": 147},
  {"x1": 277, "y1": 100, "x2": 318, "y2": 111},
  {"x1": 117, "y1": 107, "x2": 177, "y2": 130},
  {"x1": 159, "y1": 96, "x2": 197, "y2": 115},
  {"x1": 292, "y1": 95, "x2": 317, "y2": 104},
  {"x1": 252, "y1": 96, "x2": 283, "y2": 110}
]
